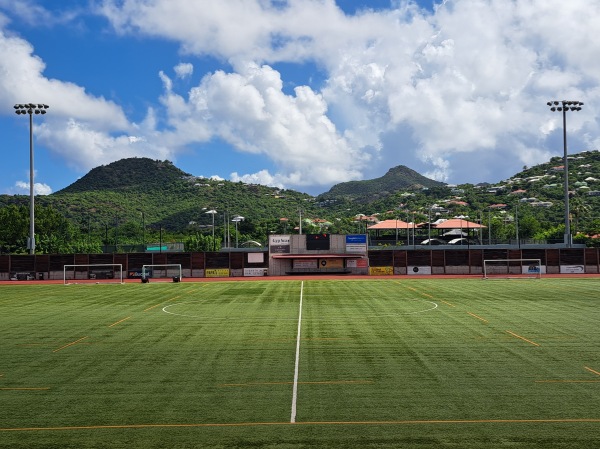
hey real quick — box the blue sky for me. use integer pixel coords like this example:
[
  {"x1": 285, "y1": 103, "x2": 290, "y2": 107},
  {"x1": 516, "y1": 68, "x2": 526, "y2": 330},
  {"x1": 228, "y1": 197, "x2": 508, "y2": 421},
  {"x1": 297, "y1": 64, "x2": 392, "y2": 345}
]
[{"x1": 0, "y1": 0, "x2": 598, "y2": 196}]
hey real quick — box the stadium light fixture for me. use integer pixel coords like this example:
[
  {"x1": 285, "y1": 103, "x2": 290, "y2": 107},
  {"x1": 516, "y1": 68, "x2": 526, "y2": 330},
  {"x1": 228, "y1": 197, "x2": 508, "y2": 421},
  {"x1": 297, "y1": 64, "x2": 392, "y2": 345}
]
[
  {"x1": 205, "y1": 209, "x2": 217, "y2": 251},
  {"x1": 14, "y1": 103, "x2": 50, "y2": 254},
  {"x1": 547, "y1": 100, "x2": 583, "y2": 247},
  {"x1": 232, "y1": 215, "x2": 244, "y2": 248}
]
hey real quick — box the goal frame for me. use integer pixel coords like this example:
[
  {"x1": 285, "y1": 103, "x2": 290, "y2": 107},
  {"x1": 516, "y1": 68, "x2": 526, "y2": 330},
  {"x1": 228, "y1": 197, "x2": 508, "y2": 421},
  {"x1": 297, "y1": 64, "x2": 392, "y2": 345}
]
[
  {"x1": 141, "y1": 264, "x2": 183, "y2": 282},
  {"x1": 482, "y1": 259, "x2": 542, "y2": 280},
  {"x1": 63, "y1": 264, "x2": 124, "y2": 285}
]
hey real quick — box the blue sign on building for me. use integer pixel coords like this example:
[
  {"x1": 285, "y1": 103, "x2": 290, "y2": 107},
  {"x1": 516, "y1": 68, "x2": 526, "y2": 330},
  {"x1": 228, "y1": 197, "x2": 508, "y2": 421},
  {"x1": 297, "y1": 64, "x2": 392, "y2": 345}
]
[{"x1": 346, "y1": 234, "x2": 367, "y2": 244}]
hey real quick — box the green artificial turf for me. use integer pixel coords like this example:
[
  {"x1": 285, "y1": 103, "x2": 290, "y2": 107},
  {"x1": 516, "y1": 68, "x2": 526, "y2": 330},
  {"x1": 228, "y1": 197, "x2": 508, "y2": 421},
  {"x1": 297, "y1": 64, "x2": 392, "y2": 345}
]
[{"x1": 1, "y1": 278, "x2": 599, "y2": 448}]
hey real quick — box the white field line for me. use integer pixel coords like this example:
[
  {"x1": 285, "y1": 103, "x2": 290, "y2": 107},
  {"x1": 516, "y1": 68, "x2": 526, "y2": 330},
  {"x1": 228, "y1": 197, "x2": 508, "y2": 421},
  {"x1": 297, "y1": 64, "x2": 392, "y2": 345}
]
[{"x1": 290, "y1": 281, "x2": 304, "y2": 423}]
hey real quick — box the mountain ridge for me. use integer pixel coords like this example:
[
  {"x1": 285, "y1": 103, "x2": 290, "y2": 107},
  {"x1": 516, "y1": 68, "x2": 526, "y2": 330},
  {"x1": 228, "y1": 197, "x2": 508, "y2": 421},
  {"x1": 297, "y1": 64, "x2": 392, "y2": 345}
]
[{"x1": 2, "y1": 151, "x2": 600, "y2": 246}]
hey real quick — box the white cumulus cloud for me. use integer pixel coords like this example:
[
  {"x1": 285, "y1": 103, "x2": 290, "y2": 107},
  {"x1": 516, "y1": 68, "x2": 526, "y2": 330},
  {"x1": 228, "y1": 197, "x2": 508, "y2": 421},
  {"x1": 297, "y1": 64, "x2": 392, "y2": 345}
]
[
  {"x1": 3, "y1": 0, "x2": 600, "y2": 194},
  {"x1": 15, "y1": 180, "x2": 52, "y2": 195}
]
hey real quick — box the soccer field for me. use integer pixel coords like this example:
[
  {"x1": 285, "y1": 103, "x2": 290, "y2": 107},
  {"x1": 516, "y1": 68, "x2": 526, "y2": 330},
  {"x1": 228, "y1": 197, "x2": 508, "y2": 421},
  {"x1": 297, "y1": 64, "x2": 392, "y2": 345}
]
[{"x1": 1, "y1": 278, "x2": 599, "y2": 448}]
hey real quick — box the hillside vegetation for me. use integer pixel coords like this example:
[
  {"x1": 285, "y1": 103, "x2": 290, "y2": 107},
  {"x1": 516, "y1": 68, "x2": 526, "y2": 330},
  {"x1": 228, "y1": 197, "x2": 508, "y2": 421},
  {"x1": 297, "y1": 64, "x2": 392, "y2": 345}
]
[{"x1": 2, "y1": 151, "x2": 600, "y2": 253}]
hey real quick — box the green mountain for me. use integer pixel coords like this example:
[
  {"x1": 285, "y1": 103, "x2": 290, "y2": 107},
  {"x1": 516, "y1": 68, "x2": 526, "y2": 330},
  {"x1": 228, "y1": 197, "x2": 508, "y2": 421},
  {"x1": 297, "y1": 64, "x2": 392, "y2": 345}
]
[
  {"x1": 3, "y1": 150, "x2": 600, "y2": 253},
  {"x1": 0, "y1": 158, "x2": 317, "y2": 233},
  {"x1": 319, "y1": 165, "x2": 446, "y2": 202},
  {"x1": 56, "y1": 158, "x2": 188, "y2": 194}
]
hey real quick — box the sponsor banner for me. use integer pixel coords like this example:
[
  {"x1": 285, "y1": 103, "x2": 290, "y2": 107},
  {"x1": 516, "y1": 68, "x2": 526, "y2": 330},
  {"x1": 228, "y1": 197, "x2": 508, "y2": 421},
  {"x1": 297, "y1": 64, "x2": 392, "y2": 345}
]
[
  {"x1": 247, "y1": 253, "x2": 264, "y2": 263},
  {"x1": 408, "y1": 266, "x2": 432, "y2": 275},
  {"x1": 319, "y1": 258, "x2": 343, "y2": 268},
  {"x1": 205, "y1": 268, "x2": 230, "y2": 278},
  {"x1": 522, "y1": 264, "x2": 546, "y2": 275},
  {"x1": 560, "y1": 265, "x2": 584, "y2": 274},
  {"x1": 244, "y1": 268, "x2": 267, "y2": 277},
  {"x1": 128, "y1": 270, "x2": 147, "y2": 279},
  {"x1": 346, "y1": 234, "x2": 367, "y2": 244},
  {"x1": 369, "y1": 266, "x2": 393, "y2": 276},
  {"x1": 346, "y1": 258, "x2": 368, "y2": 268},
  {"x1": 294, "y1": 259, "x2": 318, "y2": 269},
  {"x1": 269, "y1": 235, "x2": 291, "y2": 254},
  {"x1": 346, "y1": 234, "x2": 367, "y2": 253}
]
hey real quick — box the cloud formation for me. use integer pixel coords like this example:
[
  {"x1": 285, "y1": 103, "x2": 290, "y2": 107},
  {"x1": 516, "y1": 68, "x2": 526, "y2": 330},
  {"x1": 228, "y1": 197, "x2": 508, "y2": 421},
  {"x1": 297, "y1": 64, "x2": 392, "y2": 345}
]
[
  {"x1": 14, "y1": 180, "x2": 52, "y2": 196},
  {"x1": 2, "y1": 0, "x2": 600, "y2": 194},
  {"x1": 97, "y1": 0, "x2": 600, "y2": 186}
]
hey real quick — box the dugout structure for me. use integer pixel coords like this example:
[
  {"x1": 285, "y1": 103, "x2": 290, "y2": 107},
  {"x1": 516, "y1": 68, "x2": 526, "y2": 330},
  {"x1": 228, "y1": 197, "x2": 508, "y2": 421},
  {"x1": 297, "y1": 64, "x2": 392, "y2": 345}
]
[
  {"x1": 483, "y1": 259, "x2": 542, "y2": 279},
  {"x1": 63, "y1": 264, "x2": 124, "y2": 285},
  {"x1": 141, "y1": 264, "x2": 183, "y2": 282}
]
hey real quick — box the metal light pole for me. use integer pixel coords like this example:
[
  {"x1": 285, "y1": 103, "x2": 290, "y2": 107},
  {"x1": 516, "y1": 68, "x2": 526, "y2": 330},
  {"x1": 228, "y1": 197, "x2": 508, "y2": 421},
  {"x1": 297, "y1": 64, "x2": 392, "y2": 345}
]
[
  {"x1": 547, "y1": 100, "x2": 583, "y2": 247},
  {"x1": 232, "y1": 216, "x2": 244, "y2": 248},
  {"x1": 205, "y1": 209, "x2": 217, "y2": 251},
  {"x1": 14, "y1": 103, "x2": 49, "y2": 254}
]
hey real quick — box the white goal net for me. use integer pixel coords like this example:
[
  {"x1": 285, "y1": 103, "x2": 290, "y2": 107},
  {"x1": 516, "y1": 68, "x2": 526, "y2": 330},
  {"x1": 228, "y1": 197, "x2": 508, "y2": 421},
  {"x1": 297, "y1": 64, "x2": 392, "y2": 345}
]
[
  {"x1": 483, "y1": 259, "x2": 542, "y2": 280},
  {"x1": 141, "y1": 264, "x2": 183, "y2": 282},
  {"x1": 63, "y1": 264, "x2": 124, "y2": 285}
]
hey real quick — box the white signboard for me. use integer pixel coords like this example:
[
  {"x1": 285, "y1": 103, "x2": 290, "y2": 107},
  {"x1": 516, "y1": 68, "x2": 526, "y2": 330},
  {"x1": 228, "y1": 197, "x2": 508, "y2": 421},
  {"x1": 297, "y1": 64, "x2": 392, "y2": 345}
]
[
  {"x1": 560, "y1": 265, "x2": 584, "y2": 274},
  {"x1": 346, "y1": 235, "x2": 367, "y2": 253},
  {"x1": 244, "y1": 268, "x2": 267, "y2": 277},
  {"x1": 407, "y1": 266, "x2": 432, "y2": 275},
  {"x1": 293, "y1": 259, "x2": 318, "y2": 269}
]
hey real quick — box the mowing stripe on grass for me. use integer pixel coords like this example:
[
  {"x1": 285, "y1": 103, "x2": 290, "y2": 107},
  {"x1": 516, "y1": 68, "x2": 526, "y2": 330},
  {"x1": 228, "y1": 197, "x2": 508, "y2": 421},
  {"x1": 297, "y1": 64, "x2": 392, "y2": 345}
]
[
  {"x1": 108, "y1": 316, "x2": 131, "y2": 327},
  {"x1": 535, "y1": 380, "x2": 600, "y2": 383},
  {"x1": 505, "y1": 330, "x2": 540, "y2": 347},
  {"x1": 290, "y1": 281, "x2": 304, "y2": 424},
  {"x1": 535, "y1": 366, "x2": 600, "y2": 383},
  {"x1": 0, "y1": 387, "x2": 50, "y2": 391},
  {"x1": 467, "y1": 312, "x2": 488, "y2": 323},
  {"x1": 4, "y1": 418, "x2": 600, "y2": 432},
  {"x1": 52, "y1": 336, "x2": 88, "y2": 353}
]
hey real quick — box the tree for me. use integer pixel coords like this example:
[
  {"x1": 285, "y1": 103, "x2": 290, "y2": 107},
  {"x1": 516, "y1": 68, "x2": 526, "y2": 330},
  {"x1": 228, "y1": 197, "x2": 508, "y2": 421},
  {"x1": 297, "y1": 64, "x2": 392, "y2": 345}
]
[
  {"x1": 0, "y1": 205, "x2": 28, "y2": 253},
  {"x1": 185, "y1": 233, "x2": 221, "y2": 252}
]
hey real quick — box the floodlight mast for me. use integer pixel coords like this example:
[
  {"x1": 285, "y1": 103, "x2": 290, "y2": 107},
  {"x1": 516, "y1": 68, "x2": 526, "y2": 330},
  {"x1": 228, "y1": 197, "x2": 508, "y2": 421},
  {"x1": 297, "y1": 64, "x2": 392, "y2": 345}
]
[
  {"x1": 547, "y1": 100, "x2": 583, "y2": 248},
  {"x1": 205, "y1": 209, "x2": 217, "y2": 251},
  {"x1": 13, "y1": 103, "x2": 49, "y2": 254}
]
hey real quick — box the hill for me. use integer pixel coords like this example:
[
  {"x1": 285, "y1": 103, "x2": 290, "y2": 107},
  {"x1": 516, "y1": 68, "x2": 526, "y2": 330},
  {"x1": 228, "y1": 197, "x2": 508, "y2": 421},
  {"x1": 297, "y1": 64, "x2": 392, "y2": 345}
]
[
  {"x1": 56, "y1": 158, "x2": 189, "y2": 194},
  {"x1": 1, "y1": 158, "x2": 317, "y2": 232},
  {"x1": 319, "y1": 165, "x2": 446, "y2": 202},
  {"x1": 3, "y1": 151, "x2": 600, "y2": 252}
]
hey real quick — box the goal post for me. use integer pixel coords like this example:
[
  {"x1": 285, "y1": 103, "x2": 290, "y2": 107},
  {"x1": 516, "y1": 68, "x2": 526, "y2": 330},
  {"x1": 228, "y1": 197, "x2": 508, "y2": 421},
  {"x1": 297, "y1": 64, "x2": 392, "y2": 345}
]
[
  {"x1": 63, "y1": 264, "x2": 124, "y2": 285},
  {"x1": 141, "y1": 264, "x2": 183, "y2": 282},
  {"x1": 483, "y1": 259, "x2": 542, "y2": 280}
]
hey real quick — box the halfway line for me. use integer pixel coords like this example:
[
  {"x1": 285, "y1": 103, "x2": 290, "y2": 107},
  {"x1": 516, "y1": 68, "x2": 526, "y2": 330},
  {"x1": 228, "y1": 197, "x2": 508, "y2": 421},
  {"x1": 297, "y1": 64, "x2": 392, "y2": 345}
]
[{"x1": 290, "y1": 281, "x2": 304, "y2": 423}]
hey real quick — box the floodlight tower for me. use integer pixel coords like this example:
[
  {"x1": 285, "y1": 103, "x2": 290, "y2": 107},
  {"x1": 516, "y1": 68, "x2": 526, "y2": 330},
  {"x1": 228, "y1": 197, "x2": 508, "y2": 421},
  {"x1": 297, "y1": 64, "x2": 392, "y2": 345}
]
[
  {"x1": 205, "y1": 209, "x2": 217, "y2": 251},
  {"x1": 14, "y1": 103, "x2": 49, "y2": 254},
  {"x1": 547, "y1": 100, "x2": 583, "y2": 247},
  {"x1": 232, "y1": 215, "x2": 244, "y2": 248}
]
